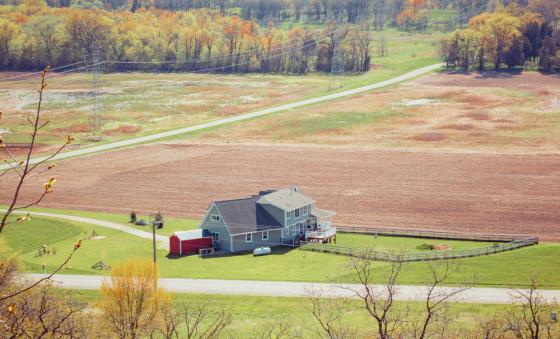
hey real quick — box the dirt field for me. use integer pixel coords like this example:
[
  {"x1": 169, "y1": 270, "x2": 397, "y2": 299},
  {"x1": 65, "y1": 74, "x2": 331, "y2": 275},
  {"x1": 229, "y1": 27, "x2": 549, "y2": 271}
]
[
  {"x1": 194, "y1": 72, "x2": 560, "y2": 153},
  {"x1": 2, "y1": 142, "x2": 559, "y2": 241}
]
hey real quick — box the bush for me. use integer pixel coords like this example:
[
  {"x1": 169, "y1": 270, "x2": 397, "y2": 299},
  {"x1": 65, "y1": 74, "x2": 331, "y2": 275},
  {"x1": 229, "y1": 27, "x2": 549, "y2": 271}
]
[{"x1": 416, "y1": 243, "x2": 434, "y2": 251}]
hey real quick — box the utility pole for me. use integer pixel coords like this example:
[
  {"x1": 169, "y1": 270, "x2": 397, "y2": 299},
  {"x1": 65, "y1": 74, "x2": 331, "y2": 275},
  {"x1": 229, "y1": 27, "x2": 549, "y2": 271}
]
[
  {"x1": 89, "y1": 47, "x2": 104, "y2": 140},
  {"x1": 329, "y1": 0, "x2": 345, "y2": 90},
  {"x1": 149, "y1": 212, "x2": 164, "y2": 265}
]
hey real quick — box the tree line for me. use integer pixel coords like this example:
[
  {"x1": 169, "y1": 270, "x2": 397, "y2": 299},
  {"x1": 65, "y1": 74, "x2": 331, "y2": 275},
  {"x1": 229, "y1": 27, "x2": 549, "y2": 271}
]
[
  {"x1": 0, "y1": 5, "x2": 372, "y2": 73},
  {"x1": 0, "y1": 0, "x2": 494, "y2": 31},
  {"x1": 440, "y1": 1, "x2": 560, "y2": 72}
]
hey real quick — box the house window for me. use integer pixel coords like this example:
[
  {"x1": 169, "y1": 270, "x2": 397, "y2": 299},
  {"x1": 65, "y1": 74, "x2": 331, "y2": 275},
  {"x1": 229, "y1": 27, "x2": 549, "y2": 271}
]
[
  {"x1": 246, "y1": 233, "x2": 253, "y2": 243},
  {"x1": 285, "y1": 228, "x2": 289, "y2": 235},
  {"x1": 211, "y1": 232, "x2": 219, "y2": 242},
  {"x1": 294, "y1": 208, "x2": 300, "y2": 218},
  {"x1": 303, "y1": 205, "x2": 308, "y2": 215},
  {"x1": 286, "y1": 211, "x2": 291, "y2": 218},
  {"x1": 210, "y1": 214, "x2": 220, "y2": 222},
  {"x1": 262, "y1": 231, "x2": 269, "y2": 241}
]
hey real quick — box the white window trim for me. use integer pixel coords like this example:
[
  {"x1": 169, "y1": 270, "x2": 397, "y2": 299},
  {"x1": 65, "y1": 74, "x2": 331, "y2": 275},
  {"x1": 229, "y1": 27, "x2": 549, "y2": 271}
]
[
  {"x1": 262, "y1": 231, "x2": 269, "y2": 241},
  {"x1": 246, "y1": 233, "x2": 253, "y2": 243},
  {"x1": 303, "y1": 205, "x2": 308, "y2": 215},
  {"x1": 210, "y1": 214, "x2": 220, "y2": 222},
  {"x1": 286, "y1": 211, "x2": 291, "y2": 218},
  {"x1": 295, "y1": 208, "x2": 300, "y2": 218}
]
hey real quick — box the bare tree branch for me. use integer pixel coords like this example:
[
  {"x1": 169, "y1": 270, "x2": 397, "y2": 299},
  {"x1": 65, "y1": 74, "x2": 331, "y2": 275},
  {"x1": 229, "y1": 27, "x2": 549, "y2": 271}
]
[{"x1": 0, "y1": 240, "x2": 81, "y2": 302}]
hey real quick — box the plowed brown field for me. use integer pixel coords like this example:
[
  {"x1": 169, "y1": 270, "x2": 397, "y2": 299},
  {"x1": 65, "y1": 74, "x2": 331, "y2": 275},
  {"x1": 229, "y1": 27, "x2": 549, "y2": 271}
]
[{"x1": 2, "y1": 143, "x2": 559, "y2": 241}]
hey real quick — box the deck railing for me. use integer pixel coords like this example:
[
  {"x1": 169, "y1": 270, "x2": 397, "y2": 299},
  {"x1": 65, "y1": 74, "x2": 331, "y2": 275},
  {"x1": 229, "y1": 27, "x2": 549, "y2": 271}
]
[
  {"x1": 306, "y1": 226, "x2": 337, "y2": 239},
  {"x1": 299, "y1": 226, "x2": 539, "y2": 262}
]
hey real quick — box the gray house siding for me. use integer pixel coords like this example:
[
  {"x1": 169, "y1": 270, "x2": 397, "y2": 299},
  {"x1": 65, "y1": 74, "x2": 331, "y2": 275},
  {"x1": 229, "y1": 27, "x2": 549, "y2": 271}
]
[
  {"x1": 231, "y1": 229, "x2": 283, "y2": 253},
  {"x1": 285, "y1": 203, "x2": 314, "y2": 225},
  {"x1": 283, "y1": 203, "x2": 315, "y2": 241},
  {"x1": 200, "y1": 204, "x2": 232, "y2": 253}
]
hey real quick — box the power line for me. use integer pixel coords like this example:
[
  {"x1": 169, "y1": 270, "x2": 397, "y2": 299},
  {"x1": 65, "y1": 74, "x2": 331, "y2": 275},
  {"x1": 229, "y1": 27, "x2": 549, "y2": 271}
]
[
  {"x1": 104, "y1": 27, "x2": 342, "y2": 67},
  {"x1": 0, "y1": 60, "x2": 88, "y2": 81}
]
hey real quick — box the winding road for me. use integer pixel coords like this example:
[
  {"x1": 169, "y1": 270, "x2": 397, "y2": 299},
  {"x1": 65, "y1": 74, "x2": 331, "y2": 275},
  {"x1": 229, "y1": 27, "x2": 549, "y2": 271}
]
[
  {"x1": 11, "y1": 210, "x2": 169, "y2": 249},
  {"x1": 0, "y1": 63, "x2": 442, "y2": 170}
]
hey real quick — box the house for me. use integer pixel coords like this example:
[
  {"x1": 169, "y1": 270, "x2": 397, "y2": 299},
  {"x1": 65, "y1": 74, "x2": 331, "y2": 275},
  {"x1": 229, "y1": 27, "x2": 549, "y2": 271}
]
[
  {"x1": 198, "y1": 186, "x2": 336, "y2": 253},
  {"x1": 169, "y1": 229, "x2": 213, "y2": 255}
]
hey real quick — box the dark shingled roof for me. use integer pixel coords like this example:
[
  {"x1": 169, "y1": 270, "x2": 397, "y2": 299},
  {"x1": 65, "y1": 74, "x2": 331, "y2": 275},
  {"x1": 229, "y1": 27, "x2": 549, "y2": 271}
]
[{"x1": 214, "y1": 196, "x2": 283, "y2": 235}]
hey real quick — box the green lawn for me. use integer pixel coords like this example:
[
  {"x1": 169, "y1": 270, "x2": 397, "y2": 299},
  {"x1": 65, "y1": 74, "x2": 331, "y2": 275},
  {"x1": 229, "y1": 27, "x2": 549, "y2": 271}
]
[
  {"x1": 2, "y1": 207, "x2": 559, "y2": 288},
  {"x1": 65, "y1": 289, "x2": 506, "y2": 338},
  {"x1": 338, "y1": 233, "x2": 493, "y2": 252}
]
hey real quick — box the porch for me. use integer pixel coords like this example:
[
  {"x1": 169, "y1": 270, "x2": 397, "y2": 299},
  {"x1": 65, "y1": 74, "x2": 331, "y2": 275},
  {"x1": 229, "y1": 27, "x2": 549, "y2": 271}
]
[{"x1": 305, "y1": 207, "x2": 337, "y2": 243}]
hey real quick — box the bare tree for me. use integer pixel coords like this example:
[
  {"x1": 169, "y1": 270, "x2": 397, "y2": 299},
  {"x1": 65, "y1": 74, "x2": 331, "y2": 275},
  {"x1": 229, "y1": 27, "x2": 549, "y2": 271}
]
[
  {"x1": 505, "y1": 279, "x2": 560, "y2": 339},
  {"x1": 0, "y1": 68, "x2": 81, "y2": 302},
  {"x1": 254, "y1": 317, "x2": 298, "y2": 339},
  {"x1": 415, "y1": 260, "x2": 471, "y2": 339},
  {"x1": 182, "y1": 302, "x2": 232, "y2": 339},
  {"x1": 0, "y1": 247, "x2": 89, "y2": 338},
  {"x1": 469, "y1": 315, "x2": 508, "y2": 339},
  {"x1": 308, "y1": 289, "x2": 357, "y2": 338},
  {"x1": 0, "y1": 67, "x2": 73, "y2": 234},
  {"x1": 345, "y1": 251, "x2": 407, "y2": 339},
  {"x1": 155, "y1": 296, "x2": 180, "y2": 339}
]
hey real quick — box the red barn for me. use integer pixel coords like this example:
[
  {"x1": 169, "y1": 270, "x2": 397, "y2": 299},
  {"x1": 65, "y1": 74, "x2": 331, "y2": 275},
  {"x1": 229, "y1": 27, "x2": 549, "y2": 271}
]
[{"x1": 169, "y1": 229, "x2": 213, "y2": 255}]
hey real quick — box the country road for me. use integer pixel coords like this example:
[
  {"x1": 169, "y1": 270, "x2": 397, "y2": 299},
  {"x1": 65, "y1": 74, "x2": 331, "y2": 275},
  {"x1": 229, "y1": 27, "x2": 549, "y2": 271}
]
[
  {"x1": 0, "y1": 63, "x2": 443, "y2": 170},
  {"x1": 10, "y1": 210, "x2": 169, "y2": 249},
  {"x1": 24, "y1": 273, "x2": 560, "y2": 304}
]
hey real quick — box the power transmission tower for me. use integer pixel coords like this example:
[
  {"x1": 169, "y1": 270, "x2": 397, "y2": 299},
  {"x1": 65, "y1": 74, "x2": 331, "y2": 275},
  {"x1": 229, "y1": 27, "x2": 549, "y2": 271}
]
[
  {"x1": 329, "y1": 1, "x2": 345, "y2": 90},
  {"x1": 89, "y1": 48, "x2": 104, "y2": 141}
]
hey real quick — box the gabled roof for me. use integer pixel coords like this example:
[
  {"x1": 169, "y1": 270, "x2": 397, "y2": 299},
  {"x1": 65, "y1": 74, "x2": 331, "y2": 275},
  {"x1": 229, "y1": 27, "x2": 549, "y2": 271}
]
[
  {"x1": 172, "y1": 229, "x2": 211, "y2": 241},
  {"x1": 214, "y1": 196, "x2": 283, "y2": 235},
  {"x1": 256, "y1": 187, "x2": 315, "y2": 212}
]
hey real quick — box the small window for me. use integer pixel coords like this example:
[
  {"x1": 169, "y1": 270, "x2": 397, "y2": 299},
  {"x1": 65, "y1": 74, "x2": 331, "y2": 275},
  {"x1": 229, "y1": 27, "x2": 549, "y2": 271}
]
[
  {"x1": 303, "y1": 205, "x2": 308, "y2": 215},
  {"x1": 285, "y1": 228, "x2": 289, "y2": 235},
  {"x1": 246, "y1": 233, "x2": 253, "y2": 243},
  {"x1": 294, "y1": 208, "x2": 300, "y2": 218},
  {"x1": 211, "y1": 232, "x2": 219, "y2": 242},
  {"x1": 262, "y1": 231, "x2": 269, "y2": 241},
  {"x1": 286, "y1": 211, "x2": 291, "y2": 218},
  {"x1": 210, "y1": 214, "x2": 220, "y2": 222}
]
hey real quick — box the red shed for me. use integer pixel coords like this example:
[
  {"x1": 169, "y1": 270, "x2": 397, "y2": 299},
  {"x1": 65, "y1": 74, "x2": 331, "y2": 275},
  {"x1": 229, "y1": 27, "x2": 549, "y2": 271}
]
[{"x1": 169, "y1": 229, "x2": 213, "y2": 255}]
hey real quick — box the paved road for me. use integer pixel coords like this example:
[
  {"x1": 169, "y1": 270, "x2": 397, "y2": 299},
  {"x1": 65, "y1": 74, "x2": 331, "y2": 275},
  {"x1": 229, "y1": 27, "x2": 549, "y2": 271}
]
[
  {"x1": 24, "y1": 273, "x2": 560, "y2": 304},
  {"x1": 10, "y1": 210, "x2": 169, "y2": 249},
  {"x1": 0, "y1": 63, "x2": 442, "y2": 171}
]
